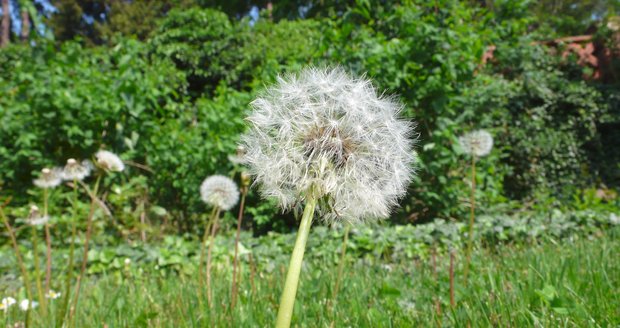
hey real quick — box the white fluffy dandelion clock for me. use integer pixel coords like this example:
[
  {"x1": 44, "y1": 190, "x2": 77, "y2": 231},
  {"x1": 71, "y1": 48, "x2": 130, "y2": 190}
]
[
  {"x1": 458, "y1": 130, "x2": 493, "y2": 157},
  {"x1": 242, "y1": 67, "x2": 416, "y2": 225},
  {"x1": 25, "y1": 205, "x2": 49, "y2": 226},
  {"x1": 200, "y1": 175, "x2": 240, "y2": 211},
  {"x1": 95, "y1": 150, "x2": 125, "y2": 172},
  {"x1": 241, "y1": 67, "x2": 416, "y2": 328},
  {"x1": 62, "y1": 158, "x2": 92, "y2": 181},
  {"x1": 33, "y1": 168, "x2": 63, "y2": 189}
]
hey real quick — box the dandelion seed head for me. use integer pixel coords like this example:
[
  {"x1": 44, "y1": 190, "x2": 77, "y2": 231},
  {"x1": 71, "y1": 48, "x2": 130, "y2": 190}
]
[
  {"x1": 26, "y1": 205, "x2": 49, "y2": 226},
  {"x1": 62, "y1": 158, "x2": 91, "y2": 181},
  {"x1": 228, "y1": 146, "x2": 247, "y2": 165},
  {"x1": 458, "y1": 130, "x2": 494, "y2": 157},
  {"x1": 19, "y1": 300, "x2": 38, "y2": 311},
  {"x1": 241, "y1": 67, "x2": 417, "y2": 224},
  {"x1": 33, "y1": 167, "x2": 62, "y2": 189},
  {"x1": 95, "y1": 150, "x2": 125, "y2": 172},
  {"x1": 200, "y1": 175, "x2": 240, "y2": 211}
]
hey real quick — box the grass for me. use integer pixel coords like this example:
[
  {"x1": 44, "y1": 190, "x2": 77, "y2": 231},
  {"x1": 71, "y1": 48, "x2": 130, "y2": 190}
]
[{"x1": 2, "y1": 229, "x2": 619, "y2": 327}]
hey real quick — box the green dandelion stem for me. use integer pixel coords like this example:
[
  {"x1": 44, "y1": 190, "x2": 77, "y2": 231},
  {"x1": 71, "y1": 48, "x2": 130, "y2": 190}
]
[
  {"x1": 205, "y1": 207, "x2": 221, "y2": 309},
  {"x1": 464, "y1": 154, "x2": 477, "y2": 283},
  {"x1": 198, "y1": 205, "x2": 218, "y2": 308},
  {"x1": 58, "y1": 179, "x2": 79, "y2": 327},
  {"x1": 31, "y1": 225, "x2": 46, "y2": 315},
  {"x1": 43, "y1": 187, "x2": 53, "y2": 294},
  {"x1": 275, "y1": 195, "x2": 317, "y2": 328}
]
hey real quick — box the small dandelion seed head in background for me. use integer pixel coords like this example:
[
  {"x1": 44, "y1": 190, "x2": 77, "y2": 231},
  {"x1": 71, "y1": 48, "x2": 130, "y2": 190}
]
[
  {"x1": 0, "y1": 297, "x2": 16, "y2": 311},
  {"x1": 62, "y1": 158, "x2": 92, "y2": 181},
  {"x1": 19, "y1": 300, "x2": 38, "y2": 311},
  {"x1": 33, "y1": 167, "x2": 63, "y2": 189},
  {"x1": 95, "y1": 150, "x2": 125, "y2": 172},
  {"x1": 228, "y1": 145, "x2": 247, "y2": 165},
  {"x1": 241, "y1": 67, "x2": 417, "y2": 224},
  {"x1": 44, "y1": 290, "x2": 61, "y2": 300},
  {"x1": 200, "y1": 175, "x2": 240, "y2": 211},
  {"x1": 610, "y1": 213, "x2": 620, "y2": 225},
  {"x1": 458, "y1": 130, "x2": 494, "y2": 157},
  {"x1": 25, "y1": 205, "x2": 49, "y2": 226}
]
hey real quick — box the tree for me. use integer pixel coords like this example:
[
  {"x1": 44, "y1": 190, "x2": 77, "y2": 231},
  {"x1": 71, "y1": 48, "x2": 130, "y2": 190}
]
[{"x1": 1, "y1": 0, "x2": 9, "y2": 47}]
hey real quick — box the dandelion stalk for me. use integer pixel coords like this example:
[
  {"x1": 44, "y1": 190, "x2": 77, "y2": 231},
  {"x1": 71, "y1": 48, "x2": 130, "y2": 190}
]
[
  {"x1": 231, "y1": 172, "x2": 250, "y2": 310},
  {"x1": 58, "y1": 178, "x2": 79, "y2": 327},
  {"x1": 69, "y1": 174, "x2": 101, "y2": 324},
  {"x1": 458, "y1": 130, "x2": 492, "y2": 284},
  {"x1": 464, "y1": 154, "x2": 476, "y2": 282},
  {"x1": 275, "y1": 196, "x2": 317, "y2": 328},
  {"x1": 0, "y1": 206, "x2": 33, "y2": 327},
  {"x1": 43, "y1": 188, "x2": 53, "y2": 294},
  {"x1": 205, "y1": 207, "x2": 221, "y2": 309},
  {"x1": 31, "y1": 224, "x2": 46, "y2": 315},
  {"x1": 198, "y1": 206, "x2": 218, "y2": 308}
]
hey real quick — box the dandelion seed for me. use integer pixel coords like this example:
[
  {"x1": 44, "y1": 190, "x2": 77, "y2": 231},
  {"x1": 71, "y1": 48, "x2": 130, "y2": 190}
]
[
  {"x1": 458, "y1": 130, "x2": 494, "y2": 157},
  {"x1": 25, "y1": 205, "x2": 49, "y2": 226},
  {"x1": 0, "y1": 297, "x2": 16, "y2": 311},
  {"x1": 200, "y1": 175, "x2": 240, "y2": 211},
  {"x1": 19, "y1": 300, "x2": 38, "y2": 311},
  {"x1": 228, "y1": 146, "x2": 247, "y2": 165},
  {"x1": 33, "y1": 168, "x2": 63, "y2": 189},
  {"x1": 62, "y1": 158, "x2": 91, "y2": 181},
  {"x1": 95, "y1": 150, "x2": 125, "y2": 172},
  {"x1": 241, "y1": 67, "x2": 416, "y2": 224},
  {"x1": 44, "y1": 290, "x2": 61, "y2": 300}
]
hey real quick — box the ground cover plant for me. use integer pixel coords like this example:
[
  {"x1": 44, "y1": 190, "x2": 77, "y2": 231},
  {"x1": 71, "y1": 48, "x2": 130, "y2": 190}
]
[{"x1": 1, "y1": 0, "x2": 619, "y2": 327}]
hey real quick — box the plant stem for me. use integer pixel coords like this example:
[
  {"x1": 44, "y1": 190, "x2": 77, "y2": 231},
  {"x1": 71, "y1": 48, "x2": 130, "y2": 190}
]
[
  {"x1": 230, "y1": 187, "x2": 248, "y2": 310},
  {"x1": 58, "y1": 179, "x2": 79, "y2": 328},
  {"x1": 31, "y1": 225, "x2": 46, "y2": 315},
  {"x1": 464, "y1": 155, "x2": 477, "y2": 283},
  {"x1": 69, "y1": 175, "x2": 101, "y2": 325},
  {"x1": 43, "y1": 188, "x2": 53, "y2": 294},
  {"x1": 330, "y1": 224, "x2": 350, "y2": 315},
  {"x1": 205, "y1": 207, "x2": 221, "y2": 309},
  {"x1": 198, "y1": 206, "x2": 218, "y2": 309},
  {"x1": 275, "y1": 196, "x2": 317, "y2": 328},
  {"x1": 449, "y1": 250, "x2": 455, "y2": 307},
  {"x1": 1, "y1": 206, "x2": 33, "y2": 327}
]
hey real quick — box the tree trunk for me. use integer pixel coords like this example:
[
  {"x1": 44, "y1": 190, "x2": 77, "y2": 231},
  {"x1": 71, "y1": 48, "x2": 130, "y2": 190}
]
[
  {"x1": 20, "y1": 8, "x2": 29, "y2": 41},
  {"x1": 1, "y1": 0, "x2": 9, "y2": 47}
]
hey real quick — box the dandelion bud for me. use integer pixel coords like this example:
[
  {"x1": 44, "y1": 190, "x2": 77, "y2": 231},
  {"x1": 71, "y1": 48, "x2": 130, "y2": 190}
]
[{"x1": 200, "y1": 175, "x2": 240, "y2": 211}]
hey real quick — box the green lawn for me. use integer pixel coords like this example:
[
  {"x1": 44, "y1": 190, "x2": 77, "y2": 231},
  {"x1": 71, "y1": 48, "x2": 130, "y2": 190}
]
[{"x1": 3, "y1": 229, "x2": 619, "y2": 327}]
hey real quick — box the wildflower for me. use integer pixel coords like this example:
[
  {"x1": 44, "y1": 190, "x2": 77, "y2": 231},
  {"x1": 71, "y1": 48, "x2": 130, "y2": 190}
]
[
  {"x1": 25, "y1": 205, "x2": 49, "y2": 226},
  {"x1": 95, "y1": 150, "x2": 125, "y2": 172},
  {"x1": 241, "y1": 67, "x2": 416, "y2": 224},
  {"x1": 0, "y1": 297, "x2": 16, "y2": 311},
  {"x1": 45, "y1": 290, "x2": 61, "y2": 300},
  {"x1": 62, "y1": 158, "x2": 91, "y2": 181},
  {"x1": 124, "y1": 258, "x2": 131, "y2": 266},
  {"x1": 200, "y1": 175, "x2": 240, "y2": 211},
  {"x1": 458, "y1": 130, "x2": 494, "y2": 157},
  {"x1": 19, "y1": 300, "x2": 38, "y2": 311},
  {"x1": 33, "y1": 168, "x2": 63, "y2": 189}
]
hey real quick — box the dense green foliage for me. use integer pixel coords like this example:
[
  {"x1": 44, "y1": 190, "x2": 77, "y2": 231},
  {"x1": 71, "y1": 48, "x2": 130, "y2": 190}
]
[{"x1": 1, "y1": 1, "x2": 619, "y2": 234}]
